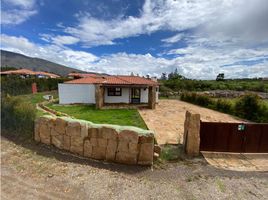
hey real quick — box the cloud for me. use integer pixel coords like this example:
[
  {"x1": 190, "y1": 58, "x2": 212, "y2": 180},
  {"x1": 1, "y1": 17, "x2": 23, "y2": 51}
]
[
  {"x1": 2, "y1": 33, "x2": 268, "y2": 79},
  {"x1": 161, "y1": 33, "x2": 185, "y2": 44},
  {"x1": 39, "y1": 34, "x2": 80, "y2": 45},
  {"x1": 64, "y1": 0, "x2": 226, "y2": 46},
  {"x1": 1, "y1": 34, "x2": 98, "y2": 69},
  {"x1": 1, "y1": 0, "x2": 37, "y2": 25}
]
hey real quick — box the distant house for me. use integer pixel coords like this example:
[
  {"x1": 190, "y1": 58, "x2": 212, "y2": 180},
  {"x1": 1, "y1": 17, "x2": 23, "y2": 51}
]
[
  {"x1": 0, "y1": 68, "x2": 60, "y2": 78},
  {"x1": 59, "y1": 75, "x2": 159, "y2": 109}
]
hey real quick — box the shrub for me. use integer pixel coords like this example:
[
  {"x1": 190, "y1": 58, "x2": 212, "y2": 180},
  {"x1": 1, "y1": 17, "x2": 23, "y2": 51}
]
[
  {"x1": 1, "y1": 95, "x2": 36, "y2": 137},
  {"x1": 234, "y1": 94, "x2": 263, "y2": 122},
  {"x1": 216, "y1": 99, "x2": 233, "y2": 114}
]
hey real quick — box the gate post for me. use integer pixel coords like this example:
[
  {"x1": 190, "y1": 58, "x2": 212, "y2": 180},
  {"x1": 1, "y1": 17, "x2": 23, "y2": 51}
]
[{"x1": 183, "y1": 111, "x2": 201, "y2": 156}]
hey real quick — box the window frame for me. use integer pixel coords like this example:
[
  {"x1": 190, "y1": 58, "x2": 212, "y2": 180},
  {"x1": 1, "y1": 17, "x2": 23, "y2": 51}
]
[{"x1": 107, "y1": 87, "x2": 122, "y2": 96}]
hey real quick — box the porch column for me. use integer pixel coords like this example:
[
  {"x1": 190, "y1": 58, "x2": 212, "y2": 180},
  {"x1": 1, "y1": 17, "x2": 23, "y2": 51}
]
[
  {"x1": 95, "y1": 84, "x2": 104, "y2": 109},
  {"x1": 148, "y1": 86, "x2": 156, "y2": 109}
]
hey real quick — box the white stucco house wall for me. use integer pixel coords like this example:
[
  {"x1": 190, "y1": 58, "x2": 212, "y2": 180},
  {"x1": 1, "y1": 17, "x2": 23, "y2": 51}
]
[{"x1": 58, "y1": 75, "x2": 159, "y2": 108}]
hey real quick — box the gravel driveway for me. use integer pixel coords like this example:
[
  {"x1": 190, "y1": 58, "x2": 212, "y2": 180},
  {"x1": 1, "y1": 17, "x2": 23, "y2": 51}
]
[{"x1": 1, "y1": 135, "x2": 268, "y2": 200}]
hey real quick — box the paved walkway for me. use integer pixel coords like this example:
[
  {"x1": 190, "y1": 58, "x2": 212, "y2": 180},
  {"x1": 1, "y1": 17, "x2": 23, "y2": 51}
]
[
  {"x1": 139, "y1": 99, "x2": 241, "y2": 145},
  {"x1": 202, "y1": 152, "x2": 268, "y2": 171}
]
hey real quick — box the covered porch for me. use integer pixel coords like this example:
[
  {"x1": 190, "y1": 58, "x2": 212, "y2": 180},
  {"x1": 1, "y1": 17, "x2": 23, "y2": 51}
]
[{"x1": 95, "y1": 84, "x2": 157, "y2": 109}]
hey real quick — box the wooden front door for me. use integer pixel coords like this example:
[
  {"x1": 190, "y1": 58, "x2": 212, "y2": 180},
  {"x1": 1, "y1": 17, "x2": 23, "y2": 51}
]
[{"x1": 131, "y1": 88, "x2": 141, "y2": 103}]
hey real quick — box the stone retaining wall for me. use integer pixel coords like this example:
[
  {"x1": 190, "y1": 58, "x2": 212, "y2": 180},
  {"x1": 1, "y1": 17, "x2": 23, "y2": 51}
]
[{"x1": 35, "y1": 115, "x2": 157, "y2": 165}]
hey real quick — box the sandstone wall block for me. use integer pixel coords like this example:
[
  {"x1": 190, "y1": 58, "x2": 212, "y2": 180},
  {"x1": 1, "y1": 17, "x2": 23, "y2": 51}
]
[
  {"x1": 66, "y1": 121, "x2": 81, "y2": 137},
  {"x1": 70, "y1": 137, "x2": 84, "y2": 155},
  {"x1": 63, "y1": 135, "x2": 71, "y2": 151},
  {"x1": 101, "y1": 127, "x2": 118, "y2": 140},
  {"x1": 39, "y1": 124, "x2": 51, "y2": 145},
  {"x1": 54, "y1": 118, "x2": 67, "y2": 134},
  {"x1": 119, "y1": 130, "x2": 139, "y2": 143},
  {"x1": 92, "y1": 146, "x2": 106, "y2": 160},
  {"x1": 138, "y1": 143, "x2": 154, "y2": 165},
  {"x1": 116, "y1": 152, "x2": 137, "y2": 165},
  {"x1": 88, "y1": 128, "x2": 100, "y2": 138},
  {"x1": 117, "y1": 141, "x2": 129, "y2": 152},
  {"x1": 84, "y1": 139, "x2": 93, "y2": 157},
  {"x1": 52, "y1": 135, "x2": 63, "y2": 149},
  {"x1": 106, "y1": 140, "x2": 117, "y2": 161}
]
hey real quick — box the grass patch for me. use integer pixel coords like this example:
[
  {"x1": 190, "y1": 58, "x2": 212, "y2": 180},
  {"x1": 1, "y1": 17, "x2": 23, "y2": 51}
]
[
  {"x1": 47, "y1": 104, "x2": 148, "y2": 129},
  {"x1": 216, "y1": 178, "x2": 226, "y2": 192},
  {"x1": 20, "y1": 90, "x2": 58, "y2": 106},
  {"x1": 159, "y1": 145, "x2": 183, "y2": 161}
]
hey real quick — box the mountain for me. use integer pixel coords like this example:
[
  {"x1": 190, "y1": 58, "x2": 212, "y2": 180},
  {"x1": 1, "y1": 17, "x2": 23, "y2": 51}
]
[{"x1": 0, "y1": 50, "x2": 88, "y2": 76}]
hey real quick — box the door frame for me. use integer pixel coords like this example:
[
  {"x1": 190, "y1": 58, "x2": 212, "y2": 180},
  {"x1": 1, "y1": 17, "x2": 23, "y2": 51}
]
[{"x1": 131, "y1": 88, "x2": 141, "y2": 103}]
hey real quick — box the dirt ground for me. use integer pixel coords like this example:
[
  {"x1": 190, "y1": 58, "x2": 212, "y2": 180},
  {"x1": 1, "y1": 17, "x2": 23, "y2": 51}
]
[
  {"x1": 139, "y1": 99, "x2": 242, "y2": 145},
  {"x1": 1, "y1": 135, "x2": 268, "y2": 200}
]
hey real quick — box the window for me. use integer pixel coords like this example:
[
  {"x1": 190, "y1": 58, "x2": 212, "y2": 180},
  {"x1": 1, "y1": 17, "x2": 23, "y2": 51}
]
[{"x1": 107, "y1": 87, "x2": 122, "y2": 96}]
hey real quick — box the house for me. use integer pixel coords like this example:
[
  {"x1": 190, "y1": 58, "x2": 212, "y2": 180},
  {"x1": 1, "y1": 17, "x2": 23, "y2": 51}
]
[
  {"x1": 0, "y1": 68, "x2": 60, "y2": 78},
  {"x1": 58, "y1": 75, "x2": 159, "y2": 109}
]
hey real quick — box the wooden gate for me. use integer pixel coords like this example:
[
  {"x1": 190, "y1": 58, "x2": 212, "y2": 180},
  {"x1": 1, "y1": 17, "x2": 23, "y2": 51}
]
[{"x1": 200, "y1": 122, "x2": 268, "y2": 153}]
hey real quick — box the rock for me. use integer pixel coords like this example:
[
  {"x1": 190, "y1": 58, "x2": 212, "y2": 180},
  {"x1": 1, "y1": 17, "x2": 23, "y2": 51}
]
[
  {"x1": 70, "y1": 137, "x2": 83, "y2": 155},
  {"x1": 118, "y1": 130, "x2": 139, "y2": 143},
  {"x1": 106, "y1": 140, "x2": 117, "y2": 161},
  {"x1": 117, "y1": 141, "x2": 129, "y2": 152},
  {"x1": 138, "y1": 143, "x2": 154, "y2": 165},
  {"x1": 101, "y1": 127, "x2": 118, "y2": 140},
  {"x1": 153, "y1": 152, "x2": 160, "y2": 161},
  {"x1": 91, "y1": 146, "x2": 106, "y2": 160},
  {"x1": 39, "y1": 124, "x2": 51, "y2": 145},
  {"x1": 54, "y1": 118, "x2": 67, "y2": 134},
  {"x1": 66, "y1": 121, "x2": 81, "y2": 137},
  {"x1": 154, "y1": 145, "x2": 162, "y2": 154},
  {"x1": 116, "y1": 152, "x2": 137, "y2": 165},
  {"x1": 84, "y1": 139, "x2": 93, "y2": 157},
  {"x1": 51, "y1": 135, "x2": 63, "y2": 149},
  {"x1": 63, "y1": 135, "x2": 71, "y2": 151}
]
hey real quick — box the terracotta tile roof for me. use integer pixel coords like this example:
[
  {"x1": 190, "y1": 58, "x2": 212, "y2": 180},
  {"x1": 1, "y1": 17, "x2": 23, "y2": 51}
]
[
  {"x1": 0, "y1": 68, "x2": 60, "y2": 78},
  {"x1": 65, "y1": 75, "x2": 159, "y2": 86},
  {"x1": 68, "y1": 73, "x2": 100, "y2": 78}
]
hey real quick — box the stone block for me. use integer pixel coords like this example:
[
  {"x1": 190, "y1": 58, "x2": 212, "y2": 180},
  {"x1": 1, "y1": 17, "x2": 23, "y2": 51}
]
[
  {"x1": 139, "y1": 135, "x2": 154, "y2": 144},
  {"x1": 39, "y1": 124, "x2": 51, "y2": 145},
  {"x1": 52, "y1": 135, "x2": 63, "y2": 149},
  {"x1": 91, "y1": 146, "x2": 106, "y2": 160},
  {"x1": 63, "y1": 135, "x2": 71, "y2": 151},
  {"x1": 88, "y1": 128, "x2": 100, "y2": 138},
  {"x1": 97, "y1": 138, "x2": 108, "y2": 147},
  {"x1": 66, "y1": 121, "x2": 81, "y2": 137},
  {"x1": 129, "y1": 143, "x2": 139, "y2": 154},
  {"x1": 80, "y1": 123, "x2": 88, "y2": 139},
  {"x1": 101, "y1": 127, "x2": 118, "y2": 140},
  {"x1": 117, "y1": 141, "x2": 129, "y2": 152},
  {"x1": 34, "y1": 122, "x2": 40, "y2": 142},
  {"x1": 70, "y1": 137, "x2": 84, "y2": 155},
  {"x1": 51, "y1": 128, "x2": 60, "y2": 136},
  {"x1": 54, "y1": 118, "x2": 67, "y2": 134},
  {"x1": 90, "y1": 137, "x2": 98, "y2": 147},
  {"x1": 115, "y1": 152, "x2": 137, "y2": 165},
  {"x1": 118, "y1": 130, "x2": 139, "y2": 143},
  {"x1": 184, "y1": 112, "x2": 200, "y2": 156},
  {"x1": 106, "y1": 140, "x2": 117, "y2": 161},
  {"x1": 84, "y1": 139, "x2": 93, "y2": 158},
  {"x1": 154, "y1": 145, "x2": 161, "y2": 154},
  {"x1": 138, "y1": 143, "x2": 154, "y2": 165}
]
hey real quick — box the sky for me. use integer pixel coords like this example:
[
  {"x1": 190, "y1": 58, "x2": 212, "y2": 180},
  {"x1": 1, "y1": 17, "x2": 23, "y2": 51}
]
[{"x1": 1, "y1": 0, "x2": 268, "y2": 79}]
